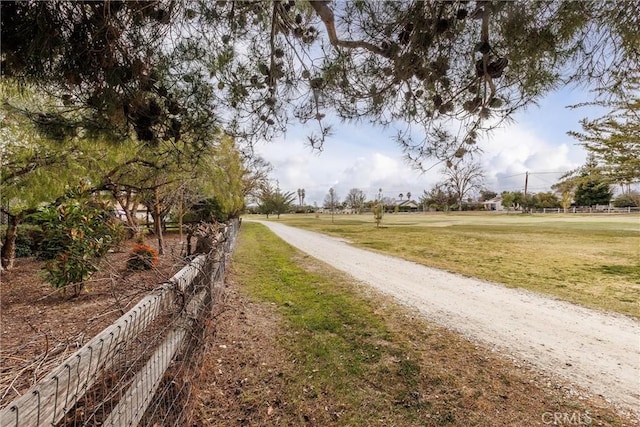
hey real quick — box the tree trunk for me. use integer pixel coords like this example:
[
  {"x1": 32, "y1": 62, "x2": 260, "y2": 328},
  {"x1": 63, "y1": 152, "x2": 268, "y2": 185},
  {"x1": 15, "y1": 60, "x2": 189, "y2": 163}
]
[
  {"x1": 1, "y1": 214, "x2": 21, "y2": 270},
  {"x1": 113, "y1": 190, "x2": 140, "y2": 238},
  {"x1": 178, "y1": 185, "x2": 184, "y2": 244},
  {"x1": 153, "y1": 188, "x2": 165, "y2": 255}
]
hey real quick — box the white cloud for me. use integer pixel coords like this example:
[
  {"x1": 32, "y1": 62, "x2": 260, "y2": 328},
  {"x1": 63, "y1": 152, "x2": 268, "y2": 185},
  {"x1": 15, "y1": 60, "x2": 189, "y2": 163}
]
[
  {"x1": 255, "y1": 134, "x2": 445, "y2": 205},
  {"x1": 479, "y1": 122, "x2": 586, "y2": 193},
  {"x1": 254, "y1": 94, "x2": 590, "y2": 205}
]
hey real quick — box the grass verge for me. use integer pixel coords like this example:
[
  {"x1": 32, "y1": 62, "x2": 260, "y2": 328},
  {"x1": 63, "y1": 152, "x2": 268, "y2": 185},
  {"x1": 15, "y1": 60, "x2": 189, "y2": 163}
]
[
  {"x1": 193, "y1": 222, "x2": 632, "y2": 426},
  {"x1": 266, "y1": 213, "x2": 640, "y2": 318}
]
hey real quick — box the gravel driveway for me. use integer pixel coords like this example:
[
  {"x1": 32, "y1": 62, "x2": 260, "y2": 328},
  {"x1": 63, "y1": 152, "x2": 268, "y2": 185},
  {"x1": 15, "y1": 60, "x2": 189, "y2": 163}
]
[{"x1": 251, "y1": 220, "x2": 640, "y2": 417}]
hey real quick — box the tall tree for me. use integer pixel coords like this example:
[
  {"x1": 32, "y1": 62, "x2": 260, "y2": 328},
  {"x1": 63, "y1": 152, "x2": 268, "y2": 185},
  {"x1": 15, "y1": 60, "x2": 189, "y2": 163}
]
[
  {"x1": 420, "y1": 184, "x2": 457, "y2": 212},
  {"x1": 443, "y1": 160, "x2": 485, "y2": 210},
  {"x1": 2, "y1": 1, "x2": 638, "y2": 164},
  {"x1": 97, "y1": 139, "x2": 196, "y2": 254},
  {"x1": 256, "y1": 186, "x2": 276, "y2": 219},
  {"x1": 344, "y1": 188, "x2": 366, "y2": 213},
  {"x1": 568, "y1": 81, "x2": 640, "y2": 193},
  {"x1": 552, "y1": 155, "x2": 611, "y2": 208},
  {"x1": 195, "y1": 135, "x2": 247, "y2": 220},
  {"x1": 0, "y1": 85, "x2": 94, "y2": 269},
  {"x1": 574, "y1": 179, "x2": 612, "y2": 207},
  {"x1": 480, "y1": 189, "x2": 498, "y2": 201},
  {"x1": 297, "y1": 188, "x2": 307, "y2": 208},
  {"x1": 532, "y1": 192, "x2": 560, "y2": 209},
  {"x1": 242, "y1": 155, "x2": 273, "y2": 201},
  {"x1": 271, "y1": 186, "x2": 296, "y2": 219},
  {"x1": 501, "y1": 191, "x2": 533, "y2": 211},
  {"x1": 560, "y1": 191, "x2": 573, "y2": 213}
]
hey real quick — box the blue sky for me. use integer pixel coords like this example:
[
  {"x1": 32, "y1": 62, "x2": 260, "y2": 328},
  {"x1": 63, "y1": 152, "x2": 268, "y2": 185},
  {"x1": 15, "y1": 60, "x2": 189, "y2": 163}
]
[{"x1": 255, "y1": 85, "x2": 605, "y2": 206}]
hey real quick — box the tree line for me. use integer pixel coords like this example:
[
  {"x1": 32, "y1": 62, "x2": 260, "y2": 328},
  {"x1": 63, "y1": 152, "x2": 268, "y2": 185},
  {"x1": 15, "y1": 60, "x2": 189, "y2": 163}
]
[{"x1": 250, "y1": 153, "x2": 637, "y2": 218}]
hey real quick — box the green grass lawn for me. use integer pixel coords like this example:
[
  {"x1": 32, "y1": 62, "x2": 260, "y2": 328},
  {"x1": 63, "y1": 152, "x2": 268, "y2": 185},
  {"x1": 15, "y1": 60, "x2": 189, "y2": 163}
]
[
  {"x1": 218, "y1": 222, "x2": 631, "y2": 425},
  {"x1": 251, "y1": 212, "x2": 640, "y2": 318}
]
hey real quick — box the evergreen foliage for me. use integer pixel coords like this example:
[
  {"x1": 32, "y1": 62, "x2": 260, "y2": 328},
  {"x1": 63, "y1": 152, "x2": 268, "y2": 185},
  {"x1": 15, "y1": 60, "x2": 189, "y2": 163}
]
[
  {"x1": 612, "y1": 192, "x2": 639, "y2": 208},
  {"x1": 568, "y1": 79, "x2": 640, "y2": 192},
  {"x1": 574, "y1": 179, "x2": 613, "y2": 207},
  {"x1": 33, "y1": 186, "x2": 124, "y2": 296},
  {"x1": 256, "y1": 183, "x2": 296, "y2": 219},
  {"x1": 2, "y1": 1, "x2": 638, "y2": 162}
]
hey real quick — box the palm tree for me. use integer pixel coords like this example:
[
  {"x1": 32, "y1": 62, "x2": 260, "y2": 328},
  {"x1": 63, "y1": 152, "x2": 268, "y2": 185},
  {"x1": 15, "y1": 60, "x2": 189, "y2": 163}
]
[
  {"x1": 406, "y1": 191, "x2": 412, "y2": 201},
  {"x1": 398, "y1": 193, "x2": 404, "y2": 201}
]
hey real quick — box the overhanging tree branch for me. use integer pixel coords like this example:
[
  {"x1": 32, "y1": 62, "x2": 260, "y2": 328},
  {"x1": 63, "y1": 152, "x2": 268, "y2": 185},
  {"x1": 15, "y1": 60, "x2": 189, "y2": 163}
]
[{"x1": 310, "y1": 1, "x2": 389, "y2": 57}]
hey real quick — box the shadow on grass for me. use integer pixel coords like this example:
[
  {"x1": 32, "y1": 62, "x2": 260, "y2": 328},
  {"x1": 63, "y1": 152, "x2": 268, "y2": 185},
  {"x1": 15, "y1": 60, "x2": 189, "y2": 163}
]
[{"x1": 597, "y1": 264, "x2": 640, "y2": 283}]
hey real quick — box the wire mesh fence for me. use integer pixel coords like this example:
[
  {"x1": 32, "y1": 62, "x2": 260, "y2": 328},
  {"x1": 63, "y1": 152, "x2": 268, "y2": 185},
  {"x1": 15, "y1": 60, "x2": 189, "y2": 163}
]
[{"x1": 0, "y1": 219, "x2": 239, "y2": 427}]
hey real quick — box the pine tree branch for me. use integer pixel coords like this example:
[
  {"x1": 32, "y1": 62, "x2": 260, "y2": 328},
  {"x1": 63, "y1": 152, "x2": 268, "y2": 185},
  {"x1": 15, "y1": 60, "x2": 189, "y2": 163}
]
[{"x1": 310, "y1": 1, "x2": 390, "y2": 57}]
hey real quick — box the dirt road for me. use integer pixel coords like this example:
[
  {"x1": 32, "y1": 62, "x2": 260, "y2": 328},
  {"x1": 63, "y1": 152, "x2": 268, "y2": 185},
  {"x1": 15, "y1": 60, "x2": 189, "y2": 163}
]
[{"x1": 251, "y1": 220, "x2": 640, "y2": 417}]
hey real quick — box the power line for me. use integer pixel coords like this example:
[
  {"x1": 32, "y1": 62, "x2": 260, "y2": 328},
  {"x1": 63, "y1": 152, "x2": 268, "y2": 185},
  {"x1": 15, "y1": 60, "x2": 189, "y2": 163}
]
[
  {"x1": 501, "y1": 173, "x2": 526, "y2": 179},
  {"x1": 500, "y1": 170, "x2": 569, "y2": 179},
  {"x1": 528, "y1": 171, "x2": 570, "y2": 175}
]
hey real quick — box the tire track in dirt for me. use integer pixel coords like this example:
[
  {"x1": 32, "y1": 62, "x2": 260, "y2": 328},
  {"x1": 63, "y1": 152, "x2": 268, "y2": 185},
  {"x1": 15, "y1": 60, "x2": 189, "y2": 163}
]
[{"x1": 250, "y1": 220, "x2": 640, "y2": 418}]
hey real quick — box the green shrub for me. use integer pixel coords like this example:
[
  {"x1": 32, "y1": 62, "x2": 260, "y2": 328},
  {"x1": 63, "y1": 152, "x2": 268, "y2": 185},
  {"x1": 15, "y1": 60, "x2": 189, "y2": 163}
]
[
  {"x1": 34, "y1": 188, "x2": 124, "y2": 296},
  {"x1": 613, "y1": 192, "x2": 639, "y2": 208},
  {"x1": 126, "y1": 244, "x2": 159, "y2": 271},
  {"x1": 187, "y1": 197, "x2": 228, "y2": 223},
  {"x1": 35, "y1": 230, "x2": 67, "y2": 260},
  {"x1": 14, "y1": 227, "x2": 34, "y2": 257}
]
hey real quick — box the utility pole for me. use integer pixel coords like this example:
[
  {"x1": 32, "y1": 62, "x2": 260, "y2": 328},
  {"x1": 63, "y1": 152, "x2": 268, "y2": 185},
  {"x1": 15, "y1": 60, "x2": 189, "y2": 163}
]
[{"x1": 523, "y1": 171, "x2": 529, "y2": 212}]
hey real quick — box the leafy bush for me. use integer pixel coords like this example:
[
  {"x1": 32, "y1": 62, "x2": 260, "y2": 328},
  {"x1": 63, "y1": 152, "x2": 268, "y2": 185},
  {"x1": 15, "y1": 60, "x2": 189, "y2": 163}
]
[
  {"x1": 185, "y1": 197, "x2": 228, "y2": 223},
  {"x1": 34, "y1": 188, "x2": 124, "y2": 296},
  {"x1": 35, "y1": 229, "x2": 67, "y2": 260},
  {"x1": 126, "y1": 244, "x2": 159, "y2": 271},
  {"x1": 613, "y1": 192, "x2": 639, "y2": 208},
  {"x1": 14, "y1": 227, "x2": 34, "y2": 257}
]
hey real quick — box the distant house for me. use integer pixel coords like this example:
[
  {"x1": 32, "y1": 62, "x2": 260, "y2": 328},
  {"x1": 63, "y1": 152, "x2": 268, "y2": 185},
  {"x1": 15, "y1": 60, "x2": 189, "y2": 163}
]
[
  {"x1": 114, "y1": 202, "x2": 149, "y2": 221},
  {"x1": 395, "y1": 200, "x2": 419, "y2": 212},
  {"x1": 339, "y1": 207, "x2": 358, "y2": 214},
  {"x1": 483, "y1": 197, "x2": 504, "y2": 211}
]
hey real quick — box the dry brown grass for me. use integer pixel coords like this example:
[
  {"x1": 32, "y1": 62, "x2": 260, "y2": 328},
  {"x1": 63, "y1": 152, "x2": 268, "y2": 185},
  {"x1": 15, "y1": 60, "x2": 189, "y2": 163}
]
[
  {"x1": 271, "y1": 213, "x2": 640, "y2": 318},
  {"x1": 191, "y1": 223, "x2": 636, "y2": 426}
]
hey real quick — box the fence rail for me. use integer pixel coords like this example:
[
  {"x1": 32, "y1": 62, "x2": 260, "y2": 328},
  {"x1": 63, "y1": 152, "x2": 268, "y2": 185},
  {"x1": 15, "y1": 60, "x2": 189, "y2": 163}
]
[
  {"x1": 0, "y1": 219, "x2": 240, "y2": 427},
  {"x1": 530, "y1": 206, "x2": 639, "y2": 214}
]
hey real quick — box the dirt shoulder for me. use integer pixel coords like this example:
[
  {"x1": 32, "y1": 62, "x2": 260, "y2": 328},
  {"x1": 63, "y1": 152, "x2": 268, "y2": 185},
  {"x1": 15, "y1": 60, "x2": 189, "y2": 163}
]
[{"x1": 251, "y1": 220, "x2": 640, "y2": 420}]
